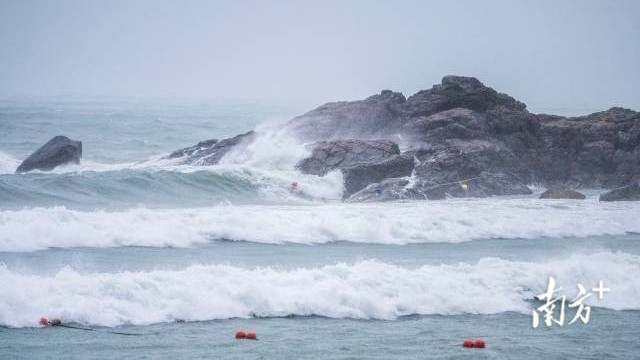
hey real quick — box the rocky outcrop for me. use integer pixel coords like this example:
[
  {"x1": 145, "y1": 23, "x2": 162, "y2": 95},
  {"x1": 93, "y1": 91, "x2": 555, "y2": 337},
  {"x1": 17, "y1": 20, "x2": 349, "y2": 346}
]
[
  {"x1": 341, "y1": 155, "x2": 415, "y2": 198},
  {"x1": 288, "y1": 90, "x2": 406, "y2": 142},
  {"x1": 599, "y1": 183, "x2": 640, "y2": 201},
  {"x1": 295, "y1": 140, "x2": 400, "y2": 176},
  {"x1": 169, "y1": 75, "x2": 640, "y2": 202},
  {"x1": 16, "y1": 136, "x2": 82, "y2": 173},
  {"x1": 535, "y1": 108, "x2": 640, "y2": 188},
  {"x1": 539, "y1": 188, "x2": 586, "y2": 199},
  {"x1": 168, "y1": 131, "x2": 253, "y2": 165},
  {"x1": 294, "y1": 140, "x2": 414, "y2": 198},
  {"x1": 400, "y1": 75, "x2": 526, "y2": 118}
]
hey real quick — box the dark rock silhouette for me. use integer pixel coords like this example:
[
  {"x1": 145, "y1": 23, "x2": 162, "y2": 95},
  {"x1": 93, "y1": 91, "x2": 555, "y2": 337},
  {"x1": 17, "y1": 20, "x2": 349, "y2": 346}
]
[
  {"x1": 539, "y1": 188, "x2": 586, "y2": 200},
  {"x1": 168, "y1": 131, "x2": 254, "y2": 165},
  {"x1": 295, "y1": 140, "x2": 400, "y2": 176},
  {"x1": 599, "y1": 183, "x2": 640, "y2": 201},
  {"x1": 16, "y1": 136, "x2": 82, "y2": 173},
  {"x1": 170, "y1": 76, "x2": 640, "y2": 201},
  {"x1": 341, "y1": 154, "x2": 415, "y2": 198}
]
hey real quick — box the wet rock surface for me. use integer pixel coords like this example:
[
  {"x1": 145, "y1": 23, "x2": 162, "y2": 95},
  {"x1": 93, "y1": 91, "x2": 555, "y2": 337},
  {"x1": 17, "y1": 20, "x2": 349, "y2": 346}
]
[
  {"x1": 171, "y1": 76, "x2": 640, "y2": 201},
  {"x1": 539, "y1": 188, "x2": 586, "y2": 200},
  {"x1": 16, "y1": 136, "x2": 82, "y2": 173},
  {"x1": 599, "y1": 183, "x2": 640, "y2": 201}
]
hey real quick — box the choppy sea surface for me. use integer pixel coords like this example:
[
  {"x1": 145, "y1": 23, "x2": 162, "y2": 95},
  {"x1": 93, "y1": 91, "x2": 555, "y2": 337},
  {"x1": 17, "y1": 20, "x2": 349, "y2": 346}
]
[{"x1": 1, "y1": 98, "x2": 639, "y2": 359}]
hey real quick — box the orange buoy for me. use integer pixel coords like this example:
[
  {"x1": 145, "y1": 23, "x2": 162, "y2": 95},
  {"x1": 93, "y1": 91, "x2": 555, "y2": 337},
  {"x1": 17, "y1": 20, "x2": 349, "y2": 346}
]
[
  {"x1": 463, "y1": 339, "x2": 474, "y2": 348},
  {"x1": 473, "y1": 339, "x2": 485, "y2": 348},
  {"x1": 245, "y1": 332, "x2": 257, "y2": 340},
  {"x1": 235, "y1": 330, "x2": 246, "y2": 339}
]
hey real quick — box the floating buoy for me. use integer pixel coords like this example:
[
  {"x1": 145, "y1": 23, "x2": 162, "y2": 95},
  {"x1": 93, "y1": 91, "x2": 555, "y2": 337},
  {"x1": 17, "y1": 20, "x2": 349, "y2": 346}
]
[
  {"x1": 235, "y1": 331, "x2": 246, "y2": 339},
  {"x1": 460, "y1": 182, "x2": 469, "y2": 190},
  {"x1": 463, "y1": 339, "x2": 474, "y2": 348},
  {"x1": 39, "y1": 317, "x2": 48, "y2": 326},
  {"x1": 473, "y1": 338, "x2": 485, "y2": 348},
  {"x1": 245, "y1": 332, "x2": 257, "y2": 340}
]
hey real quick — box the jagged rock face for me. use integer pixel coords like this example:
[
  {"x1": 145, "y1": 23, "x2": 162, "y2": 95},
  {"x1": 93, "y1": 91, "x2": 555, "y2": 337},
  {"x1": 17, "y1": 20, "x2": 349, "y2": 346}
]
[
  {"x1": 341, "y1": 155, "x2": 415, "y2": 198},
  {"x1": 295, "y1": 139, "x2": 413, "y2": 197},
  {"x1": 168, "y1": 131, "x2": 254, "y2": 165},
  {"x1": 16, "y1": 135, "x2": 82, "y2": 173},
  {"x1": 599, "y1": 183, "x2": 640, "y2": 201},
  {"x1": 168, "y1": 139, "x2": 219, "y2": 159},
  {"x1": 535, "y1": 108, "x2": 640, "y2": 187},
  {"x1": 539, "y1": 188, "x2": 586, "y2": 199},
  {"x1": 288, "y1": 90, "x2": 406, "y2": 142},
  {"x1": 407, "y1": 140, "x2": 533, "y2": 198},
  {"x1": 168, "y1": 75, "x2": 640, "y2": 201},
  {"x1": 400, "y1": 75, "x2": 526, "y2": 118},
  {"x1": 295, "y1": 140, "x2": 400, "y2": 176}
]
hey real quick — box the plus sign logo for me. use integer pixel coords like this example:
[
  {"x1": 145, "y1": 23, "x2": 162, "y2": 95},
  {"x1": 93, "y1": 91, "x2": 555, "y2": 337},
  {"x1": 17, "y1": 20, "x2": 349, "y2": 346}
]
[{"x1": 591, "y1": 280, "x2": 611, "y2": 299}]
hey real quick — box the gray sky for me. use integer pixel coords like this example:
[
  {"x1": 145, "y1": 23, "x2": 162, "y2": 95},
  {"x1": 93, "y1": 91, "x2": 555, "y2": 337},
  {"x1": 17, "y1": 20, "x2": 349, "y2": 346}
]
[{"x1": 1, "y1": 0, "x2": 638, "y2": 113}]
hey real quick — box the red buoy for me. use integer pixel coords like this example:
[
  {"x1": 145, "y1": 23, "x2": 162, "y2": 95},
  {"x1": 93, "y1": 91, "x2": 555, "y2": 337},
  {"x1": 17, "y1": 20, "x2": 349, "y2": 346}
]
[
  {"x1": 245, "y1": 332, "x2": 257, "y2": 340},
  {"x1": 235, "y1": 331, "x2": 246, "y2": 339},
  {"x1": 39, "y1": 317, "x2": 48, "y2": 326},
  {"x1": 473, "y1": 339, "x2": 485, "y2": 348},
  {"x1": 462, "y1": 339, "x2": 474, "y2": 348}
]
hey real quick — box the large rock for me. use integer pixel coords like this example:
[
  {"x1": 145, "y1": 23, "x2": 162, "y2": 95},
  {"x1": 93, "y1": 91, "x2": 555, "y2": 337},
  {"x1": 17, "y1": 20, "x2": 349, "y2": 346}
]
[
  {"x1": 342, "y1": 155, "x2": 415, "y2": 198},
  {"x1": 16, "y1": 136, "x2": 82, "y2": 173},
  {"x1": 400, "y1": 75, "x2": 526, "y2": 118},
  {"x1": 168, "y1": 75, "x2": 640, "y2": 201},
  {"x1": 409, "y1": 140, "x2": 532, "y2": 198},
  {"x1": 535, "y1": 107, "x2": 640, "y2": 187},
  {"x1": 539, "y1": 188, "x2": 586, "y2": 199},
  {"x1": 296, "y1": 140, "x2": 400, "y2": 176},
  {"x1": 288, "y1": 90, "x2": 406, "y2": 141},
  {"x1": 414, "y1": 172, "x2": 532, "y2": 200},
  {"x1": 296, "y1": 140, "x2": 413, "y2": 197},
  {"x1": 599, "y1": 183, "x2": 640, "y2": 201}
]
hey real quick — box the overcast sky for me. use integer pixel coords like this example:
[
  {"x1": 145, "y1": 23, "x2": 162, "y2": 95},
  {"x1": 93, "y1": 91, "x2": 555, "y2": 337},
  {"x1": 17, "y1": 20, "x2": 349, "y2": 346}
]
[{"x1": 1, "y1": 0, "x2": 638, "y2": 113}]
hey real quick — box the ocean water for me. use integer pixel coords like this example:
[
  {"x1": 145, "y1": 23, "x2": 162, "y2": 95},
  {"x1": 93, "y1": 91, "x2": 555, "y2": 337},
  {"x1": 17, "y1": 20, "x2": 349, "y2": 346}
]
[{"x1": 1, "y1": 98, "x2": 639, "y2": 359}]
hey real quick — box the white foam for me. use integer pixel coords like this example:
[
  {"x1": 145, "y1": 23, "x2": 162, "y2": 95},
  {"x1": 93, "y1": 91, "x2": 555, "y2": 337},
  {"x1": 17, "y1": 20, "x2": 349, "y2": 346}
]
[
  {"x1": 1, "y1": 252, "x2": 638, "y2": 327},
  {"x1": 220, "y1": 123, "x2": 310, "y2": 170},
  {"x1": 19, "y1": 122, "x2": 311, "y2": 175},
  {"x1": 0, "y1": 152, "x2": 20, "y2": 174},
  {"x1": 0, "y1": 197, "x2": 639, "y2": 252}
]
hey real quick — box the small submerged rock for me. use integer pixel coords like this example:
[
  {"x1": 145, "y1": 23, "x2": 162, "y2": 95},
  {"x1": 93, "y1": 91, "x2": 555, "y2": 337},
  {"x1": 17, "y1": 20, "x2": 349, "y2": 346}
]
[
  {"x1": 599, "y1": 183, "x2": 640, "y2": 201},
  {"x1": 168, "y1": 131, "x2": 254, "y2": 165},
  {"x1": 16, "y1": 135, "x2": 82, "y2": 173},
  {"x1": 346, "y1": 178, "x2": 418, "y2": 203},
  {"x1": 539, "y1": 188, "x2": 586, "y2": 199}
]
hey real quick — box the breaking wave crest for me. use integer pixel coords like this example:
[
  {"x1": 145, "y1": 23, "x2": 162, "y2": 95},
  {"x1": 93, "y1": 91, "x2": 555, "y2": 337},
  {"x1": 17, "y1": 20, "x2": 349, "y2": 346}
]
[
  {"x1": 0, "y1": 165, "x2": 344, "y2": 209},
  {"x1": 1, "y1": 199, "x2": 639, "y2": 252},
  {"x1": 0, "y1": 152, "x2": 20, "y2": 175},
  {"x1": 1, "y1": 252, "x2": 638, "y2": 327}
]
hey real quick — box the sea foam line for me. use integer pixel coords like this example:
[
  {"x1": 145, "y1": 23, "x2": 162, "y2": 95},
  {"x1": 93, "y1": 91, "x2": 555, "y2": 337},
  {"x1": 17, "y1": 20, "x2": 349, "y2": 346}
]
[
  {"x1": 0, "y1": 198, "x2": 639, "y2": 252},
  {"x1": 1, "y1": 252, "x2": 638, "y2": 327}
]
